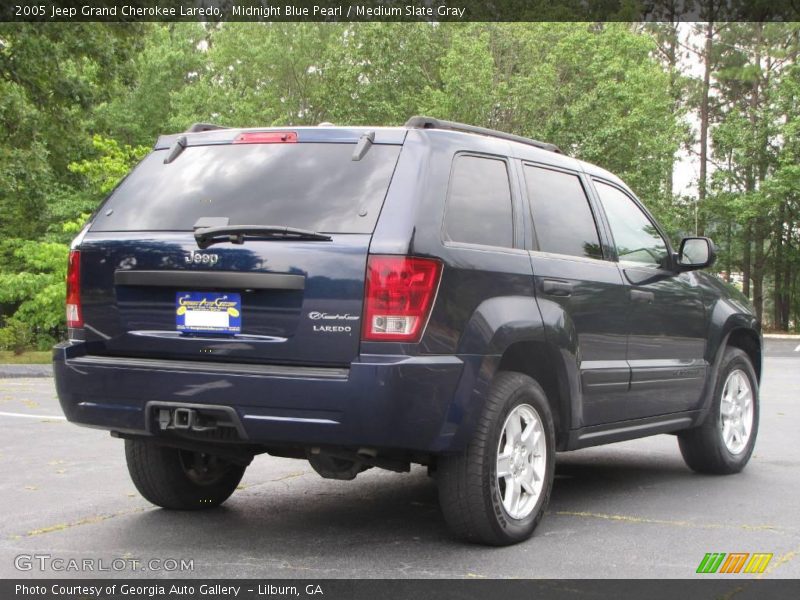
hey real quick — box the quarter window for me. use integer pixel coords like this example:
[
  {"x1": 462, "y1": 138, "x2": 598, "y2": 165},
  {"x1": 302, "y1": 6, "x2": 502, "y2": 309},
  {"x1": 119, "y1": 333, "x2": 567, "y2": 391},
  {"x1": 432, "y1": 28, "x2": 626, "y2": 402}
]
[
  {"x1": 524, "y1": 165, "x2": 602, "y2": 260},
  {"x1": 444, "y1": 155, "x2": 514, "y2": 248},
  {"x1": 594, "y1": 181, "x2": 669, "y2": 268}
]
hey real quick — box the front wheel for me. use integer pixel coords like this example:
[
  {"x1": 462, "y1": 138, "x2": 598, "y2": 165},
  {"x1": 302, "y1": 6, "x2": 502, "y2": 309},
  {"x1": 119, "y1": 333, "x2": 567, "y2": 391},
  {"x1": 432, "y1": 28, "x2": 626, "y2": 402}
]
[
  {"x1": 437, "y1": 371, "x2": 556, "y2": 546},
  {"x1": 678, "y1": 347, "x2": 759, "y2": 474},
  {"x1": 125, "y1": 440, "x2": 246, "y2": 510}
]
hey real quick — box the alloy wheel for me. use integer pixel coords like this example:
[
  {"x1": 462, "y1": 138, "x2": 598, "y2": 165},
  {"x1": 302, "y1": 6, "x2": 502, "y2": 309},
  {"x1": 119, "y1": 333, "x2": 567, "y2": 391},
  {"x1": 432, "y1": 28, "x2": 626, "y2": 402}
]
[{"x1": 496, "y1": 403, "x2": 547, "y2": 519}]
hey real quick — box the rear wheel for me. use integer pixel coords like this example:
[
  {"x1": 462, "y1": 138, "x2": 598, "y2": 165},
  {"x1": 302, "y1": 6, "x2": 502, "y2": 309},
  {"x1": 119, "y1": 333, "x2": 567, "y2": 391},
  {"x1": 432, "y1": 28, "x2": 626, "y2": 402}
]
[
  {"x1": 437, "y1": 371, "x2": 555, "y2": 546},
  {"x1": 678, "y1": 348, "x2": 759, "y2": 474},
  {"x1": 125, "y1": 440, "x2": 246, "y2": 509}
]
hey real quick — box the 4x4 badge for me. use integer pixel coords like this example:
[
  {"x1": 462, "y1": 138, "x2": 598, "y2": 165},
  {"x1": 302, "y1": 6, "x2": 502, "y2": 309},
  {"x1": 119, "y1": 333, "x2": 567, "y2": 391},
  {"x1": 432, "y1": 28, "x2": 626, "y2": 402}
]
[{"x1": 185, "y1": 250, "x2": 219, "y2": 265}]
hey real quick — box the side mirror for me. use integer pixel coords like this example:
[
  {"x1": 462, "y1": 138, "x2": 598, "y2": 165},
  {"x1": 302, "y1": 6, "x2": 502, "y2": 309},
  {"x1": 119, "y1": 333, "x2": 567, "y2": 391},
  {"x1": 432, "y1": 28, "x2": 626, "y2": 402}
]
[{"x1": 677, "y1": 237, "x2": 716, "y2": 271}]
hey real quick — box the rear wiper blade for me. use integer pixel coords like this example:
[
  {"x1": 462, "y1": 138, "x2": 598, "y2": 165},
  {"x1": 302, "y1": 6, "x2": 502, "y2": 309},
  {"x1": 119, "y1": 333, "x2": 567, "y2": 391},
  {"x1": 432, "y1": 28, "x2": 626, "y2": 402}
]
[{"x1": 194, "y1": 225, "x2": 332, "y2": 249}]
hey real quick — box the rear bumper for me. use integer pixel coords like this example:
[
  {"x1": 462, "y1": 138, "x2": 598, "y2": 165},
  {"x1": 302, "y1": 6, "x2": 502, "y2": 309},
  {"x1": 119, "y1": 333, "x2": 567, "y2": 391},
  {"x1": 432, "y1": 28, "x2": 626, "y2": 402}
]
[{"x1": 53, "y1": 342, "x2": 480, "y2": 453}]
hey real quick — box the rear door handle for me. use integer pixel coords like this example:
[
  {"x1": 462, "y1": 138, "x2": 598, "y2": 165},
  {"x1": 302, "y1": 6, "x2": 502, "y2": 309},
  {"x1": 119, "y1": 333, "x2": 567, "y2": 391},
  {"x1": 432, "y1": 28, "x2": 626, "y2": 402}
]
[
  {"x1": 630, "y1": 289, "x2": 655, "y2": 304},
  {"x1": 542, "y1": 280, "x2": 573, "y2": 297}
]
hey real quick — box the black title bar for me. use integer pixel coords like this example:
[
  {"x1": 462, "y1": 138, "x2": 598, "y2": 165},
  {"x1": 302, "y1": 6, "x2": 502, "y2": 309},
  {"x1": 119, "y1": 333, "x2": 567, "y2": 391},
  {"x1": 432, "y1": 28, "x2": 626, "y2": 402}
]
[
  {"x1": 5, "y1": 579, "x2": 800, "y2": 600},
  {"x1": 1, "y1": 0, "x2": 799, "y2": 22}
]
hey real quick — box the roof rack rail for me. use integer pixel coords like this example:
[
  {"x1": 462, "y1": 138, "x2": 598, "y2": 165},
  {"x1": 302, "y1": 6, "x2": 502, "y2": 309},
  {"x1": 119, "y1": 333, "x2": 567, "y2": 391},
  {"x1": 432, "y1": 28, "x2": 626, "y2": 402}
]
[
  {"x1": 185, "y1": 123, "x2": 229, "y2": 133},
  {"x1": 404, "y1": 116, "x2": 562, "y2": 154}
]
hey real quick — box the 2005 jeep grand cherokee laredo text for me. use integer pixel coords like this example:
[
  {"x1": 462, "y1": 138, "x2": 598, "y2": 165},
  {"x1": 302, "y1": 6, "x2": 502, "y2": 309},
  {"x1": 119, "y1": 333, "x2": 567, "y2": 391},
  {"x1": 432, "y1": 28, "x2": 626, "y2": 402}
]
[{"x1": 54, "y1": 117, "x2": 762, "y2": 545}]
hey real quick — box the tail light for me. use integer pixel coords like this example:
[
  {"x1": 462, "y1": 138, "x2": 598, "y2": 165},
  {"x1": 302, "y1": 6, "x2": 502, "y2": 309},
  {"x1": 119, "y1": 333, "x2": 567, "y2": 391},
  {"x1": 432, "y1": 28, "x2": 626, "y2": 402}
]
[
  {"x1": 66, "y1": 250, "x2": 83, "y2": 329},
  {"x1": 362, "y1": 256, "x2": 442, "y2": 343}
]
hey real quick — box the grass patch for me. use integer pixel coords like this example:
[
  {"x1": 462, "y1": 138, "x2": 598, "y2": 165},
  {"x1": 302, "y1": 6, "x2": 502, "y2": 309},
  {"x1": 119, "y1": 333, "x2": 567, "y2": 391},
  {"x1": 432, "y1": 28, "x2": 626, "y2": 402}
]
[{"x1": 0, "y1": 351, "x2": 52, "y2": 364}]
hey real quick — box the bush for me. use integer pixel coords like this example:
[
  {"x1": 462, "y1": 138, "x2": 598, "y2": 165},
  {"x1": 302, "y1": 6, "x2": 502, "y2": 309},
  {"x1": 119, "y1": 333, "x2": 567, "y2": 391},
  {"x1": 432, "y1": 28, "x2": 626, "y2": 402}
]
[
  {"x1": 0, "y1": 319, "x2": 35, "y2": 355},
  {"x1": 0, "y1": 239, "x2": 70, "y2": 344}
]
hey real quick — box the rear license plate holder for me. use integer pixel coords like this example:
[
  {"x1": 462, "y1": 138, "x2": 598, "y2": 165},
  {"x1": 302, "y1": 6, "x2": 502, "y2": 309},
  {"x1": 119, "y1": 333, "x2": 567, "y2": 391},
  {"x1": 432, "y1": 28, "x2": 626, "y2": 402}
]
[{"x1": 176, "y1": 291, "x2": 241, "y2": 334}]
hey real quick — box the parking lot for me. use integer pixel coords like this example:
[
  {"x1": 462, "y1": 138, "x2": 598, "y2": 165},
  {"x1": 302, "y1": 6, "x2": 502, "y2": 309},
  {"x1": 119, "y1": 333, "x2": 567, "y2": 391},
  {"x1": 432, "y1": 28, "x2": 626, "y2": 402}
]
[{"x1": 0, "y1": 340, "x2": 798, "y2": 579}]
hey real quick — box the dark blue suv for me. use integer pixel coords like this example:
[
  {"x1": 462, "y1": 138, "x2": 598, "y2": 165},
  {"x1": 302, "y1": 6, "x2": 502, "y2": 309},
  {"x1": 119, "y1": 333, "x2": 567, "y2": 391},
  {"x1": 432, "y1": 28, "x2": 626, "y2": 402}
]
[{"x1": 54, "y1": 117, "x2": 762, "y2": 545}]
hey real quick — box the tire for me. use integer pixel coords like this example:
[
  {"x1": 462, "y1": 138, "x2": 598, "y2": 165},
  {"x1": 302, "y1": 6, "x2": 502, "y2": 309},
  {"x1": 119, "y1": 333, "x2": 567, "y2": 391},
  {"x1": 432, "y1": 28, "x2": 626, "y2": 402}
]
[
  {"x1": 125, "y1": 439, "x2": 246, "y2": 510},
  {"x1": 437, "y1": 371, "x2": 556, "y2": 546},
  {"x1": 678, "y1": 347, "x2": 759, "y2": 475}
]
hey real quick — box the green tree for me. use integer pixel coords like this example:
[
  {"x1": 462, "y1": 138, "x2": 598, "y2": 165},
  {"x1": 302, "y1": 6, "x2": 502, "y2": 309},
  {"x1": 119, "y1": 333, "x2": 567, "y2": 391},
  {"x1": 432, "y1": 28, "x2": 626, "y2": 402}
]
[
  {"x1": 93, "y1": 23, "x2": 207, "y2": 146},
  {"x1": 0, "y1": 135, "x2": 147, "y2": 345},
  {"x1": 169, "y1": 23, "x2": 347, "y2": 128},
  {"x1": 0, "y1": 239, "x2": 69, "y2": 349},
  {"x1": 422, "y1": 23, "x2": 684, "y2": 232},
  {"x1": 0, "y1": 23, "x2": 144, "y2": 239},
  {"x1": 705, "y1": 23, "x2": 799, "y2": 324}
]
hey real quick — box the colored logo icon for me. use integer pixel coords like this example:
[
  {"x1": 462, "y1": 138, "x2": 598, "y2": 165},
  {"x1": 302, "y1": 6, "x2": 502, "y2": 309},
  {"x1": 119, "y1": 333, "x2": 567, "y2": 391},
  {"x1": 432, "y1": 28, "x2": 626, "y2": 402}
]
[{"x1": 696, "y1": 552, "x2": 773, "y2": 574}]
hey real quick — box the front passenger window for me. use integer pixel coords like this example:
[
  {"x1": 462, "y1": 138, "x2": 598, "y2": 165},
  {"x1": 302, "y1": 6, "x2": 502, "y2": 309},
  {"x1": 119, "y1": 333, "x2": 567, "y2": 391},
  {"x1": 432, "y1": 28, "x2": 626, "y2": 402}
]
[
  {"x1": 525, "y1": 165, "x2": 602, "y2": 260},
  {"x1": 594, "y1": 181, "x2": 669, "y2": 268}
]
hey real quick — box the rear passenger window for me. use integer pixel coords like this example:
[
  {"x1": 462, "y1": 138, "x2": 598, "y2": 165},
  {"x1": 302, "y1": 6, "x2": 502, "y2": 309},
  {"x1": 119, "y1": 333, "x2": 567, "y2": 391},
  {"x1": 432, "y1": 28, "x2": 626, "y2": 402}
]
[
  {"x1": 444, "y1": 155, "x2": 513, "y2": 248},
  {"x1": 524, "y1": 165, "x2": 603, "y2": 260}
]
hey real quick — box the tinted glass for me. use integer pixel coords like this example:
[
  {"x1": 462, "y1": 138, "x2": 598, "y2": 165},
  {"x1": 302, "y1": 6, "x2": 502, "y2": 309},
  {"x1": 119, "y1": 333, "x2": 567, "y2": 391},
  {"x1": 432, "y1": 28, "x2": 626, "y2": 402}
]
[
  {"x1": 445, "y1": 155, "x2": 513, "y2": 248},
  {"x1": 595, "y1": 181, "x2": 669, "y2": 268},
  {"x1": 524, "y1": 166, "x2": 602, "y2": 259},
  {"x1": 91, "y1": 143, "x2": 401, "y2": 233}
]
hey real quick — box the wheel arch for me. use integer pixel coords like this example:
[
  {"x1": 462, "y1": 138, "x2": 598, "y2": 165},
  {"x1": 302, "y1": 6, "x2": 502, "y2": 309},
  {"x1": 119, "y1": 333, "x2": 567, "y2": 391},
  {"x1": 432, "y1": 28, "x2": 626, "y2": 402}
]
[
  {"x1": 725, "y1": 327, "x2": 762, "y2": 383},
  {"x1": 453, "y1": 295, "x2": 578, "y2": 452},
  {"x1": 496, "y1": 340, "x2": 573, "y2": 450},
  {"x1": 697, "y1": 317, "x2": 762, "y2": 423},
  {"x1": 704, "y1": 290, "x2": 762, "y2": 381}
]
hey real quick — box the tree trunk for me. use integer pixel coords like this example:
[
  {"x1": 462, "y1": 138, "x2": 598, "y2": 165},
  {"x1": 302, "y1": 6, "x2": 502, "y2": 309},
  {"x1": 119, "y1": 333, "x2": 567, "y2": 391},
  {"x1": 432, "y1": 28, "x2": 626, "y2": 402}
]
[
  {"x1": 725, "y1": 219, "x2": 732, "y2": 283},
  {"x1": 773, "y1": 204, "x2": 786, "y2": 330},
  {"x1": 664, "y1": 19, "x2": 679, "y2": 200},
  {"x1": 792, "y1": 264, "x2": 799, "y2": 332},
  {"x1": 752, "y1": 218, "x2": 766, "y2": 325},
  {"x1": 751, "y1": 25, "x2": 769, "y2": 325},
  {"x1": 697, "y1": 20, "x2": 713, "y2": 237},
  {"x1": 781, "y1": 261, "x2": 793, "y2": 331},
  {"x1": 743, "y1": 220, "x2": 752, "y2": 299},
  {"x1": 778, "y1": 31, "x2": 798, "y2": 331}
]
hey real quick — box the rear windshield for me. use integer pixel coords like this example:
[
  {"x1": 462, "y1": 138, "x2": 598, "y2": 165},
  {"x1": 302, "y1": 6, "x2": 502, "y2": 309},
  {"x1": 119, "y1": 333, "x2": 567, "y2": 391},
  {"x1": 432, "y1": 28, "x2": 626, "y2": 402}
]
[{"x1": 91, "y1": 143, "x2": 401, "y2": 233}]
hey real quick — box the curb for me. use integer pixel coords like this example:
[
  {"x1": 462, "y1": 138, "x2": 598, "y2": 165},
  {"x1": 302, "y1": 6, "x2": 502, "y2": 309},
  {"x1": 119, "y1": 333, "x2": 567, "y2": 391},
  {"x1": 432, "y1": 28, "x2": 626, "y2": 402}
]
[
  {"x1": 763, "y1": 333, "x2": 800, "y2": 340},
  {"x1": 0, "y1": 364, "x2": 53, "y2": 378}
]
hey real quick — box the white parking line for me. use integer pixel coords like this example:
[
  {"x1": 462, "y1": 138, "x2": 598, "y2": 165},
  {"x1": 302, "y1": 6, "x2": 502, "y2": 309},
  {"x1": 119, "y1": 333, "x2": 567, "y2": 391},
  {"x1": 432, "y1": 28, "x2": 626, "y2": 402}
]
[
  {"x1": 795, "y1": 344, "x2": 800, "y2": 352},
  {"x1": 0, "y1": 411, "x2": 66, "y2": 421}
]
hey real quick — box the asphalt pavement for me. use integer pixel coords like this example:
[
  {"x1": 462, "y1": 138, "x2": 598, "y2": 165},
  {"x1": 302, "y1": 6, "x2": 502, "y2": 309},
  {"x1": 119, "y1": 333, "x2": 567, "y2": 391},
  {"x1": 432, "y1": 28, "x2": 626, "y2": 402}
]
[{"x1": 0, "y1": 339, "x2": 797, "y2": 579}]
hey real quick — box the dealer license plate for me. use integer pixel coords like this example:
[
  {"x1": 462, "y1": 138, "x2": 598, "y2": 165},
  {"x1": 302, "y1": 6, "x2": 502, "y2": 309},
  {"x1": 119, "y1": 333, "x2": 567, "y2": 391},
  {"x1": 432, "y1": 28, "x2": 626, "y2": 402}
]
[{"x1": 176, "y1": 292, "x2": 241, "y2": 334}]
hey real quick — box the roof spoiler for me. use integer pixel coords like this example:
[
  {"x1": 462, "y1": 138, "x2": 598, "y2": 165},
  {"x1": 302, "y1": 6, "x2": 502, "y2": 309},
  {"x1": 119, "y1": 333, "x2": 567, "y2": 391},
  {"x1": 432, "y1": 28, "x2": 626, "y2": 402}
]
[
  {"x1": 404, "y1": 116, "x2": 562, "y2": 154},
  {"x1": 185, "y1": 123, "x2": 229, "y2": 133}
]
